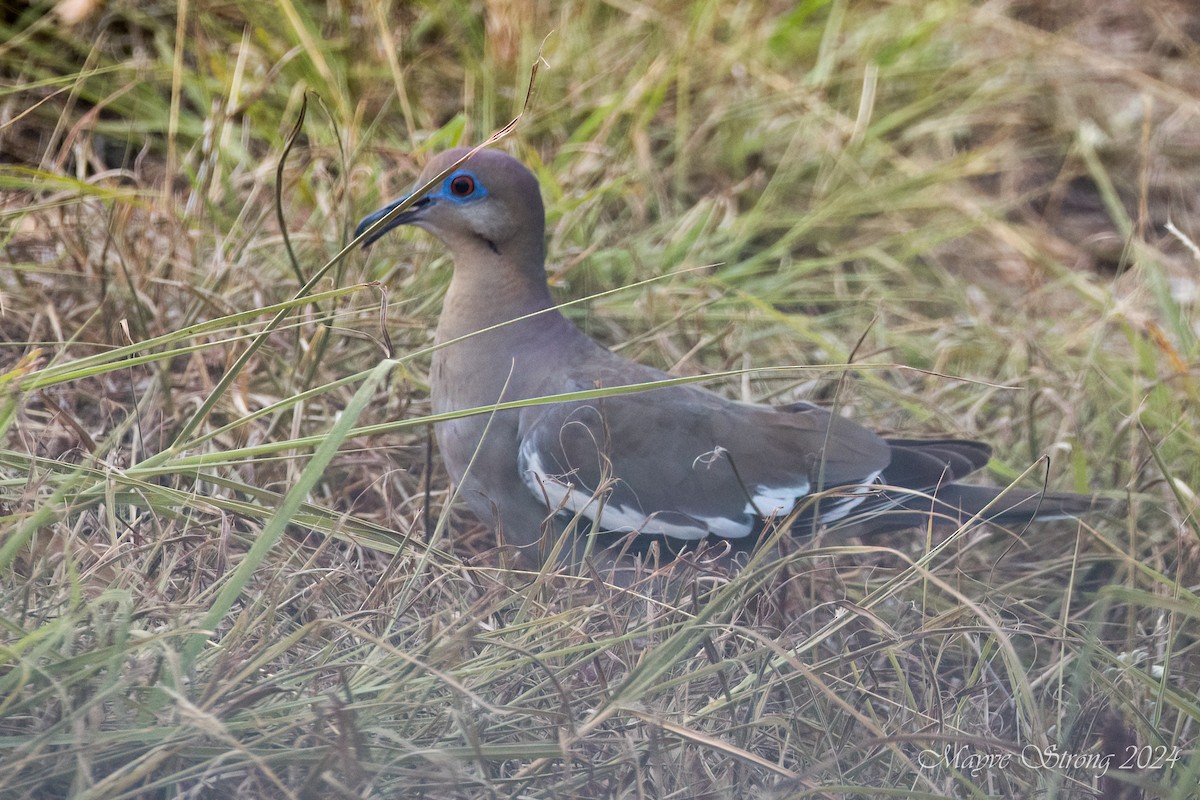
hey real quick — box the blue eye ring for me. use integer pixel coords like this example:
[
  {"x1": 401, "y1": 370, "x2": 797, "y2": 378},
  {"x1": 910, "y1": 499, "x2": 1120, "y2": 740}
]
[{"x1": 448, "y1": 173, "x2": 476, "y2": 197}]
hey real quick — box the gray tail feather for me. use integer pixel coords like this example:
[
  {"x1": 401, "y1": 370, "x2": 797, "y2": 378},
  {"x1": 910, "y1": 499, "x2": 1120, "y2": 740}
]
[{"x1": 842, "y1": 483, "x2": 1106, "y2": 537}]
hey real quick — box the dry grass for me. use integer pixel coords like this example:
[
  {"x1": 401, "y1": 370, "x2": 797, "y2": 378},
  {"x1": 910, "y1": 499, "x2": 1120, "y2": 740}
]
[{"x1": 1, "y1": 0, "x2": 1198, "y2": 797}]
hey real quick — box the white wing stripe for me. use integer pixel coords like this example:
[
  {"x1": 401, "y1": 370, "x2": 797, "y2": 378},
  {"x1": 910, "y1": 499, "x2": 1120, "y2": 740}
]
[
  {"x1": 520, "y1": 442, "x2": 753, "y2": 539},
  {"x1": 519, "y1": 440, "x2": 883, "y2": 539}
]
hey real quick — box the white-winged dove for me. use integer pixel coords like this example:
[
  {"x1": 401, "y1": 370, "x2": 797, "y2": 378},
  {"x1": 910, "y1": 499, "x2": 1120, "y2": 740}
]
[{"x1": 357, "y1": 147, "x2": 1098, "y2": 569}]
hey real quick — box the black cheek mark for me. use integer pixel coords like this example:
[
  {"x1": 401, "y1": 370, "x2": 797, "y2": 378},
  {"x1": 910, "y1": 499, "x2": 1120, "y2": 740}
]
[{"x1": 484, "y1": 238, "x2": 500, "y2": 255}]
